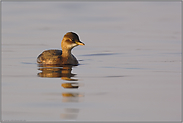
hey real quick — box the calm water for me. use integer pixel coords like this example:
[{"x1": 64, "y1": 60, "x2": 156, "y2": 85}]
[{"x1": 2, "y1": 1, "x2": 182, "y2": 122}]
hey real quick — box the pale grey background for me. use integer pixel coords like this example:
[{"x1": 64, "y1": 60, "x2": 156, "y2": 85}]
[{"x1": 2, "y1": 1, "x2": 181, "y2": 122}]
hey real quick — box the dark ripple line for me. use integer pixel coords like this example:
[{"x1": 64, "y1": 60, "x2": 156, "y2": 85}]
[
  {"x1": 81, "y1": 53, "x2": 120, "y2": 56},
  {"x1": 21, "y1": 62, "x2": 37, "y2": 65}
]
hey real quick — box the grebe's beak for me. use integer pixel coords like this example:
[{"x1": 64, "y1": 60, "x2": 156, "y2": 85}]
[{"x1": 75, "y1": 40, "x2": 85, "y2": 46}]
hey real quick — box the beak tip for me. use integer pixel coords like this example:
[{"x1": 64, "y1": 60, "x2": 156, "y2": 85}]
[{"x1": 77, "y1": 41, "x2": 85, "y2": 46}]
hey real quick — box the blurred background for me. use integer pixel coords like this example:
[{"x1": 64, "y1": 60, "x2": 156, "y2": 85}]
[{"x1": 2, "y1": 1, "x2": 181, "y2": 121}]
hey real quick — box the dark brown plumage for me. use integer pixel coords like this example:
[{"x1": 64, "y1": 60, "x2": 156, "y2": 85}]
[{"x1": 37, "y1": 32, "x2": 85, "y2": 66}]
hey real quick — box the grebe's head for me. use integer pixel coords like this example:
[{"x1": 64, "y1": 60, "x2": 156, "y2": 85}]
[{"x1": 61, "y1": 32, "x2": 85, "y2": 50}]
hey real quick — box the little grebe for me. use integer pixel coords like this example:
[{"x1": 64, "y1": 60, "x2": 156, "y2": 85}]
[{"x1": 37, "y1": 32, "x2": 85, "y2": 66}]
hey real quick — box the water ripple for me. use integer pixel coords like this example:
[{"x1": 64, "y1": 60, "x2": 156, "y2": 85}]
[{"x1": 81, "y1": 53, "x2": 119, "y2": 56}]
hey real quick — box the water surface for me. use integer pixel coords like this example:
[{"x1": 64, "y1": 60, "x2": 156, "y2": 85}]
[{"x1": 2, "y1": 1, "x2": 181, "y2": 122}]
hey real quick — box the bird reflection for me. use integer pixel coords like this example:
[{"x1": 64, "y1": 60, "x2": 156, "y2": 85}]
[
  {"x1": 37, "y1": 65, "x2": 78, "y2": 81},
  {"x1": 61, "y1": 92, "x2": 84, "y2": 103},
  {"x1": 62, "y1": 92, "x2": 84, "y2": 97},
  {"x1": 60, "y1": 92, "x2": 84, "y2": 119},
  {"x1": 62, "y1": 83, "x2": 79, "y2": 89},
  {"x1": 60, "y1": 108, "x2": 80, "y2": 120},
  {"x1": 37, "y1": 64, "x2": 84, "y2": 120}
]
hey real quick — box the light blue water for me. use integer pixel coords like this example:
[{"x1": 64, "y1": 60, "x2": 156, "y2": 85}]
[{"x1": 2, "y1": 1, "x2": 181, "y2": 122}]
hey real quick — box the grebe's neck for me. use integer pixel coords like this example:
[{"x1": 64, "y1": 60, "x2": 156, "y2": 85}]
[
  {"x1": 61, "y1": 38, "x2": 76, "y2": 58},
  {"x1": 62, "y1": 48, "x2": 72, "y2": 57}
]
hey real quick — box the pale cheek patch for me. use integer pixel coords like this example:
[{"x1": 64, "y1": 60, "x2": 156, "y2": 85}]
[{"x1": 70, "y1": 43, "x2": 77, "y2": 48}]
